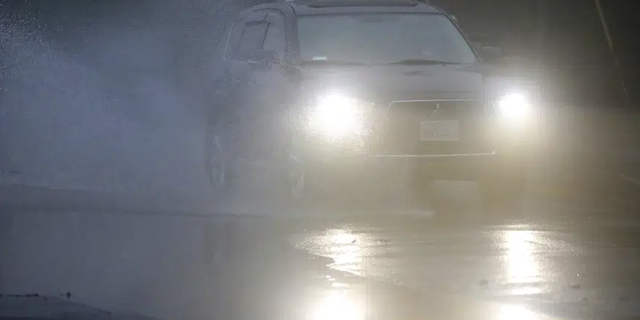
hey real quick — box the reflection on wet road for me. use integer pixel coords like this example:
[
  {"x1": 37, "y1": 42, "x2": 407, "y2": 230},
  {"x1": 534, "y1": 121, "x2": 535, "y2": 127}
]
[
  {"x1": 305, "y1": 279, "x2": 367, "y2": 320},
  {"x1": 4, "y1": 175, "x2": 640, "y2": 319},
  {"x1": 502, "y1": 229, "x2": 543, "y2": 295},
  {"x1": 289, "y1": 216, "x2": 640, "y2": 318}
]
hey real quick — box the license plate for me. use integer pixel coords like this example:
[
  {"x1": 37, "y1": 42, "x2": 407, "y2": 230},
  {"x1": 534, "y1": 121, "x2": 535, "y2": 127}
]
[{"x1": 420, "y1": 120, "x2": 459, "y2": 141}]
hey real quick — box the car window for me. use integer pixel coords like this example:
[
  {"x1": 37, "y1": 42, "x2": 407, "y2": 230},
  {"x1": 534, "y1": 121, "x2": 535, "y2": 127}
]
[
  {"x1": 234, "y1": 22, "x2": 269, "y2": 60},
  {"x1": 263, "y1": 13, "x2": 286, "y2": 54},
  {"x1": 297, "y1": 13, "x2": 477, "y2": 64}
]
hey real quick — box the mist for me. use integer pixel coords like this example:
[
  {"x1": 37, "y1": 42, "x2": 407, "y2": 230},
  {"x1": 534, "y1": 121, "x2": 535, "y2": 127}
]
[
  {"x1": 0, "y1": 2, "x2": 261, "y2": 317},
  {"x1": 0, "y1": 0, "x2": 242, "y2": 210}
]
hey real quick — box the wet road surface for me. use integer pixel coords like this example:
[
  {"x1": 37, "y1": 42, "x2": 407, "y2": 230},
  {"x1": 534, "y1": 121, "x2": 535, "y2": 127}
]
[
  {"x1": 240, "y1": 174, "x2": 640, "y2": 319},
  {"x1": 203, "y1": 169, "x2": 640, "y2": 319},
  {"x1": 287, "y1": 216, "x2": 640, "y2": 319},
  {"x1": 3, "y1": 178, "x2": 640, "y2": 320}
]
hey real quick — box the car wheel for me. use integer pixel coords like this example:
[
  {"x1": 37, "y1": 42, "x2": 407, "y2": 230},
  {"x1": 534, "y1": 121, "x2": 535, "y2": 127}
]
[
  {"x1": 205, "y1": 125, "x2": 235, "y2": 195},
  {"x1": 286, "y1": 148, "x2": 308, "y2": 202}
]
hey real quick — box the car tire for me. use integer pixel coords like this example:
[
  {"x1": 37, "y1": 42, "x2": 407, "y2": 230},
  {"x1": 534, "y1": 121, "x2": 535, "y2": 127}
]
[
  {"x1": 205, "y1": 123, "x2": 237, "y2": 197},
  {"x1": 285, "y1": 146, "x2": 326, "y2": 208},
  {"x1": 286, "y1": 148, "x2": 307, "y2": 202}
]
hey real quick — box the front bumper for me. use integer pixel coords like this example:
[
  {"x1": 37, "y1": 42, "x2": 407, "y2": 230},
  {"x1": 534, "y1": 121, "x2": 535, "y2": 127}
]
[
  {"x1": 293, "y1": 97, "x2": 540, "y2": 181},
  {"x1": 295, "y1": 134, "x2": 534, "y2": 182}
]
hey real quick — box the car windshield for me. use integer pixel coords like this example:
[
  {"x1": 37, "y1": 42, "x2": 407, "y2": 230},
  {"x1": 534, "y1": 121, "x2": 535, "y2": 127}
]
[{"x1": 297, "y1": 13, "x2": 477, "y2": 65}]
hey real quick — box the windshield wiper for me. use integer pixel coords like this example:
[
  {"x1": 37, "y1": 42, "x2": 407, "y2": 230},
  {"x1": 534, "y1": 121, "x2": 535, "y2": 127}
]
[
  {"x1": 301, "y1": 59, "x2": 368, "y2": 66},
  {"x1": 382, "y1": 59, "x2": 461, "y2": 65}
]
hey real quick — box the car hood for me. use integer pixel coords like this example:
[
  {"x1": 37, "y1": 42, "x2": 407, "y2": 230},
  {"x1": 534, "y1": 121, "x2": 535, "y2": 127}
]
[{"x1": 298, "y1": 64, "x2": 486, "y2": 105}]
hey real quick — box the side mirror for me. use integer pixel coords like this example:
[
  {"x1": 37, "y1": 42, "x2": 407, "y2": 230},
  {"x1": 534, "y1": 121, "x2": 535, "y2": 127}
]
[
  {"x1": 247, "y1": 50, "x2": 280, "y2": 69},
  {"x1": 480, "y1": 46, "x2": 503, "y2": 63}
]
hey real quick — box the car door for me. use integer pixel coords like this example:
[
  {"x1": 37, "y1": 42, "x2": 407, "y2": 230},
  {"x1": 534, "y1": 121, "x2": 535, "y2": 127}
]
[
  {"x1": 250, "y1": 11, "x2": 296, "y2": 160},
  {"x1": 231, "y1": 9, "x2": 297, "y2": 159},
  {"x1": 219, "y1": 8, "x2": 297, "y2": 162},
  {"x1": 219, "y1": 11, "x2": 271, "y2": 159}
]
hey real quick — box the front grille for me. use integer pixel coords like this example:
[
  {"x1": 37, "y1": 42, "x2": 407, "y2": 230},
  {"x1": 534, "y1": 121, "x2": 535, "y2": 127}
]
[{"x1": 375, "y1": 100, "x2": 493, "y2": 155}]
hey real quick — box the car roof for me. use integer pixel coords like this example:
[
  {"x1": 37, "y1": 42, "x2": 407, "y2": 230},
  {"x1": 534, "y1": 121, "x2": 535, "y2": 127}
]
[{"x1": 284, "y1": 0, "x2": 442, "y2": 15}]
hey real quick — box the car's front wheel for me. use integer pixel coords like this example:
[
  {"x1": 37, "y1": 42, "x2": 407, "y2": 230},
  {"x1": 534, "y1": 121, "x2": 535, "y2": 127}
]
[
  {"x1": 205, "y1": 124, "x2": 237, "y2": 196},
  {"x1": 286, "y1": 148, "x2": 307, "y2": 201}
]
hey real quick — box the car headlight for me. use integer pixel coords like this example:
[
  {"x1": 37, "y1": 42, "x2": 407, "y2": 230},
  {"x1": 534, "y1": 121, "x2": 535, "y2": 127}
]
[
  {"x1": 306, "y1": 93, "x2": 369, "y2": 140},
  {"x1": 496, "y1": 92, "x2": 531, "y2": 121}
]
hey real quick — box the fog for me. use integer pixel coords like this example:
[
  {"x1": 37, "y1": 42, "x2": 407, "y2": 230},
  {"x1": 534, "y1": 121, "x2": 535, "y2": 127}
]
[
  {"x1": 0, "y1": 0, "x2": 243, "y2": 211},
  {"x1": 3, "y1": 1, "x2": 640, "y2": 319},
  {"x1": 0, "y1": 2, "x2": 281, "y2": 317}
]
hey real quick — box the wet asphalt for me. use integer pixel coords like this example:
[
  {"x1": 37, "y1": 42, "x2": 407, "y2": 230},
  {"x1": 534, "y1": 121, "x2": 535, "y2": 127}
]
[
  {"x1": 3, "y1": 170, "x2": 640, "y2": 320},
  {"x1": 213, "y1": 168, "x2": 640, "y2": 319},
  {"x1": 285, "y1": 212, "x2": 640, "y2": 319}
]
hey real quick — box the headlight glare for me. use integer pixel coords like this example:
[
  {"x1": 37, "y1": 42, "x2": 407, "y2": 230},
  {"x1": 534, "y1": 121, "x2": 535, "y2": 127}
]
[
  {"x1": 307, "y1": 94, "x2": 366, "y2": 139},
  {"x1": 497, "y1": 92, "x2": 531, "y2": 120}
]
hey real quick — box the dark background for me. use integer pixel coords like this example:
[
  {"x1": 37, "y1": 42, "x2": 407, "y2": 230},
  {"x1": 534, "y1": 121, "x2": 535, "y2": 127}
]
[{"x1": 434, "y1": 0, "x2": 640, "y2": 104}]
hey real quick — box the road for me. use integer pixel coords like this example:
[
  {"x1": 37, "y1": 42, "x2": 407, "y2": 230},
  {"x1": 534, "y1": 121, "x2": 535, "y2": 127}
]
[
  {"x1": 3, "y1": 177, "x2": 640, "y2": 320},
  {"x1": 287, "y1": 214, "x2": 640, "y2": 319}
]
